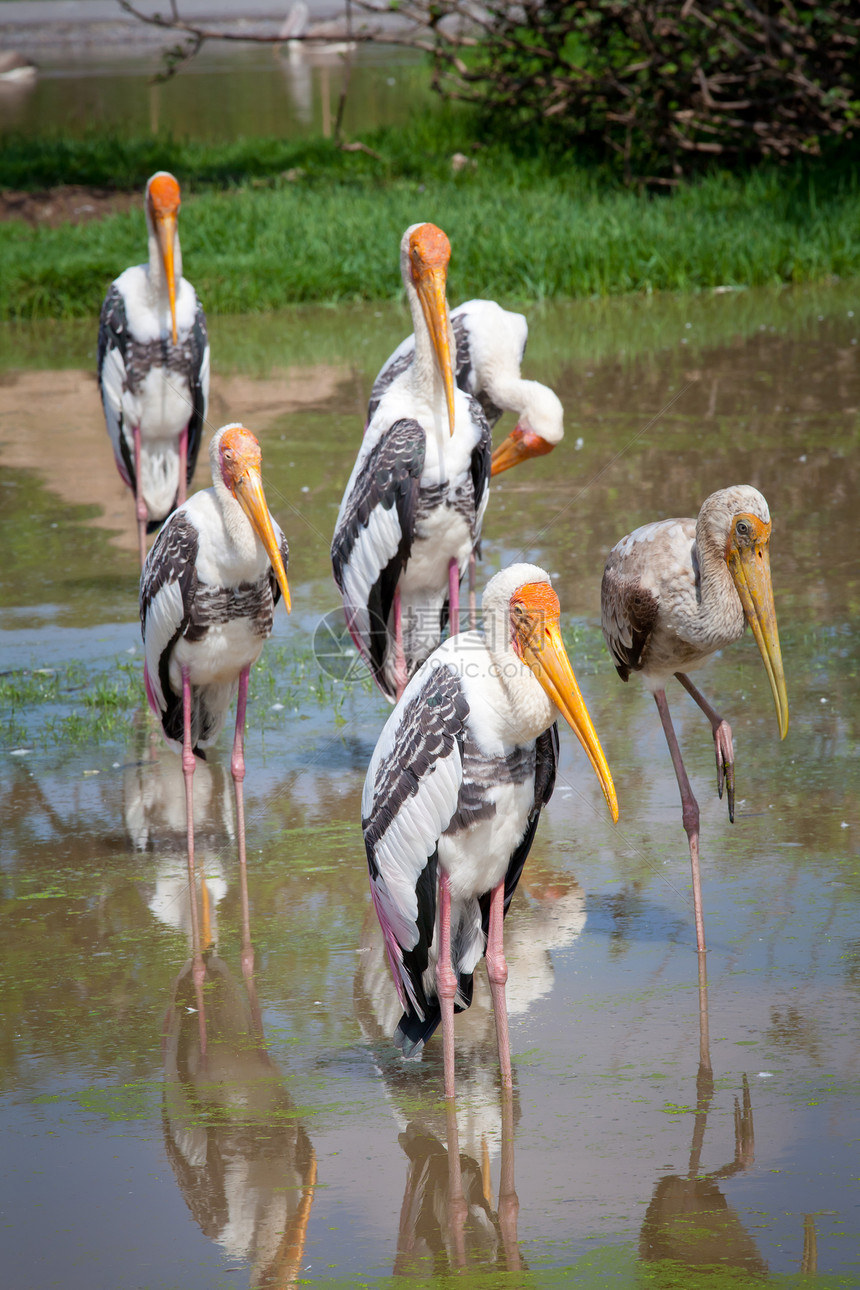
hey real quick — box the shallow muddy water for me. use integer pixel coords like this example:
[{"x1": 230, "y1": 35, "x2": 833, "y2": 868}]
[
  {"x1": 0, "y1": 43, "x2": 431, "y2": 142},
  {"x1": 1, "y1": 283, "x2": 859, "y2": 1286}
]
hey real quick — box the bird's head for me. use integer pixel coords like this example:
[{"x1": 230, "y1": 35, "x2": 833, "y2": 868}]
[
  {"x1": 146, "y1": 171, "x2": 181, "y2": 345},
  {"x1": 715, "y1": 486, "x2": 788, "y2": 739},
  {"x1": 483, "y1": 564, "x2": 618, "y2": 822},
  {"x1": 213, "y1": 424, "x2": 291, "y2": 613},
  {"x1": 402, "y1": 222, "x2": 456, "y2": 436},
  {"x1": 491, "y1": 382, "x2": 564, "y2": 476}
]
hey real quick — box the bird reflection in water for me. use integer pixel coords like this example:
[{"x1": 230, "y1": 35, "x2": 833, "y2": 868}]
[
  {"x1": 126, "y1": 728, "x2": 232, "y2": 963},
  {"x1": 163, "y1": 954, "x2": 317, "y2": 1288},
  {"x1": 158, "y1": 809, "x2": 316, "y2": 1287},
  {"x1": 356, "y1": 868, "x2": 586, "y2": 1273},
  {"x1": 394, "y1": 1088, "x2": 522, "y2": 1275},
  {"x1": 640, "y1": 958, "x2": 771, "y2": 1278}
]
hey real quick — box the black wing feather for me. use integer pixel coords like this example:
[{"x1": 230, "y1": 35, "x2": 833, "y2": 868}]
[
  {"x1": 469, "y1": 397, "x2": 492, "y2": 559},
  {"x1": 478, "y1": 723, "x2": 559, "y2": 935},
  {"x1": 97, "y1": 284, "x2": 136, "y2": 488},
  {"x1": 140, "y1": 512, "x2": 199, "y2": 747},
  {"x1": 331, "y1": 418, "x2": 425, "y2": 687},
  {"x1": 269, "y1": 529, "x2": 290, "y2": 607},
  {"x1": 184, "y1": 299, "x2": 209, "y2": 491},
  {"x1": 362, "y1": 665, "x2": 470, "y2": 1053}
]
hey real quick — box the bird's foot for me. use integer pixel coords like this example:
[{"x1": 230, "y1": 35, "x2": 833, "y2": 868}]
[{"x1": 712, "y1": 719, "x2": 735, "y2": 822}]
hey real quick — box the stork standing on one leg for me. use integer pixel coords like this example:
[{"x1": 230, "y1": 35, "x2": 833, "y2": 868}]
[
  {"x1": 362, "y1": 563, "x2": 618, "y2": 1099},
  {"x1": 99, "y1": 171, "x2": 209, "y2": 567},
  {"x1": 140, "y1": 424, "x2": 290, "y2": 945},
  {"x1": 331, "y1": 224, "x2": 491, "y2": 703},
  {"x1": 600, "y1": 485, "x2": 789, "y2": 954}
]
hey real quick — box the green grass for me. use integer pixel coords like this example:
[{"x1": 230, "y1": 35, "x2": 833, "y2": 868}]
[
  {"x1": 2, "y1": 112, "x2": 860, "y2": 320},
  {"x1": 0, "y1": 639, "x2": 374, "y2": 750}
]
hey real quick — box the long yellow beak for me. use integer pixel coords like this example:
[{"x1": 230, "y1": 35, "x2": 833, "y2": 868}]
[
  {"x1": 155, "y1": 211, "x2": 178, "y2": 345},
  {"x1": 727, "y1": 538, "x2": 788, "y2": 739},
  {"x1": 491, "y1": 425, "x2": 554, "y2": 477},
  {"x1": 415, "y1": 264, "x2": 456, "y2": 436},
  {"x1": 518, "y1": 617, "x2": 619, "y2": 822},
  {"x1": 234, "y1": 466, "x2": 291, "y2": 613}
]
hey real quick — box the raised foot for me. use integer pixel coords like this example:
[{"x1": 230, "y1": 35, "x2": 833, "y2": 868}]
[{"x1": 712, "y1": 719, "x2": 735, "y2": 822}]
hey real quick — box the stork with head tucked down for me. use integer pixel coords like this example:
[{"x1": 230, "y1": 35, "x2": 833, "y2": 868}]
[
  {"x1": 362, "y1": 562, "x2": 618, "y2": 1099},
  {"x1": 99, "y1": 171, "x2": 209, "y2": 566},
  {"x1": 140, "y1": 424, "x2": 290, "y2": 926},
  {"x1": 331, "y1": 224, "x2": 491, "y2": 704},
  {"x1": 368, "y1": 298, "x2": 564, "y2": 477},
  {"x1": 601, "y1": 485, "x2": 789, "y2": 954}
]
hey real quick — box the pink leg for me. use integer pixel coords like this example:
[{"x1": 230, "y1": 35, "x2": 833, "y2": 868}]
[
  {"x1": 444, "y1": 1095, "x2": 467, "y2": 1266},
  {"x1": 497, "y1": 1085, "x2": 522, "y2": 1270},
  {"x1": 231, "y1": 666, "x2": 255, "y2": 981},
  {"x1": 675, "y1": 671, "x2": 735, "y2": 821},
  {"x1": 485, "y1": 878, "x2": 513, "y2": 1087},
  {"x1": 654, "y1": 689, "x2": 706, "y2": 954},
  {"x1": 468, "y1": 551, "x2": 477, "y2": 630},
  {"x1": 181, "y1": 664, "x2": 205, "y2": 990},
  {"x1": 448, "y1": 557, "x2": 460, "y2": 636},
  {"x1": 393, "y1": 588, "x2": 407, "y2": 701},
  {"x1": 177, "y1": 425, "x2": 189, "y2": 508},
  {"x1": 133, "y1": 424, "x2": 148, "y2": 569},
  {"x1": 436, "y1": 869, "x2": 458, "y2": 1100}
]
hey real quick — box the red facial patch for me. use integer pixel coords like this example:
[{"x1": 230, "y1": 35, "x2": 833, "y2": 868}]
[
  {"x1": 219, "y1": 426, "x2": 262, "y2": 489},
  {"x1": 510, "y1": 581, "x2": 560, "y2": 655},
  {"x1": 409, "y1": 223, "x2": 451, "y2": 280},
  {"x1": 148, "y1": 173, "x2": 181, "y2": 217}
]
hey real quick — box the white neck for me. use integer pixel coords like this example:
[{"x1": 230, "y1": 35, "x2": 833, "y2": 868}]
[
  {"x1": 482, "y1": 587, "x2": 557, "y2": 744},
  {"x1": 692, "y1": 511, "x2": 744, "y2": 641},
  {"x1": 208, "y1": 442, "x2": 263, "y2": 565}
]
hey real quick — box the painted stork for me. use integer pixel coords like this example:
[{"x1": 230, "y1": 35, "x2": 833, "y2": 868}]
[
  {"x1": 99, "y1": 170, "x2": 209, "y2": 567},
  {"x1": 601, "y1": 484, "x2": 789, "y2": 954},
  {"x1": 361, "y1": 562, "x2": 618, "y2": 1099},
  {"x1": 140, "y1": 424, "x2": 290, "y2": 930},
  {"x1": 332, "y1": 224, "x2": 491, "y2": 702},
  {"x1": 368, "y1": 298, "x2": 564, "y2": 477}
]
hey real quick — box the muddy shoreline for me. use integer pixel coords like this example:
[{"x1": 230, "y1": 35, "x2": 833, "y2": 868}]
[{"x1": 0, "y1": 185, "x2": 139, "y2": 225}]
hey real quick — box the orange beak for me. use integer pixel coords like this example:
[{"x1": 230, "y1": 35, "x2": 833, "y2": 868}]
[
  {"x1": 414, "y1": 262, "x2": 456, "y2": 436},
  {"x1": 233, "y1": 465, "x2": 291, "y2": 613},
  {"x1": 514, "y1": 584, "x2": 618, "y2": 821},
  {"x1": 155, "y1": 211, "x2": 178, "y2": 345},
  {"x1": 726, "y1": 516, "x2": 788, "y2": 739},
  {"x1": 491, "y1": 425, "x2": 555, "y2": 476}
]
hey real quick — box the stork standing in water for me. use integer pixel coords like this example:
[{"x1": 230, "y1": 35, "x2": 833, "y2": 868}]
[
  {"x1": 331, "y1": 224, "x2": 491, "y2": 703},
  {"x1": 362, "y1": 563, "x2": 618, "y2": 1099},
  {"x1": 140, "y1": 425, "x2": 290, "y2": 938},
  {"x1": 368, "y1": 298, "x2": 564, "y2": 477},
  {"x1": 600, "y1": 485, "x2": 789, "y2": 954},
  {"x1": 99, "y1": 171, "x2": 209, "y2": 567}
]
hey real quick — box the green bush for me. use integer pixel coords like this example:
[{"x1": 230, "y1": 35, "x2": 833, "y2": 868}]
[{"x1": 421, "y1": 1, "x2": 860, "y2": 180}]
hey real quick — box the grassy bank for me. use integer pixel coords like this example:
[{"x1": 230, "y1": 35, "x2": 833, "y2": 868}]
[{"x1": 2, "y1": 113, "x2": 859, "y2": 320}]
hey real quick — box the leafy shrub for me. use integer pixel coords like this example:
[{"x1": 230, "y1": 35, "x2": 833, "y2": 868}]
[{"x1": 414, "y1": 0, "x2": 860, "y2": 180}]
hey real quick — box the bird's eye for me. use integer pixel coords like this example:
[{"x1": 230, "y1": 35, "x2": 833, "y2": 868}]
[
  {"x1": 224, "y1": 449, "x2": 234, "y2": 462},
  {"x1": 735, "y1": 519, "x2": 750, "y2": 538}
]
